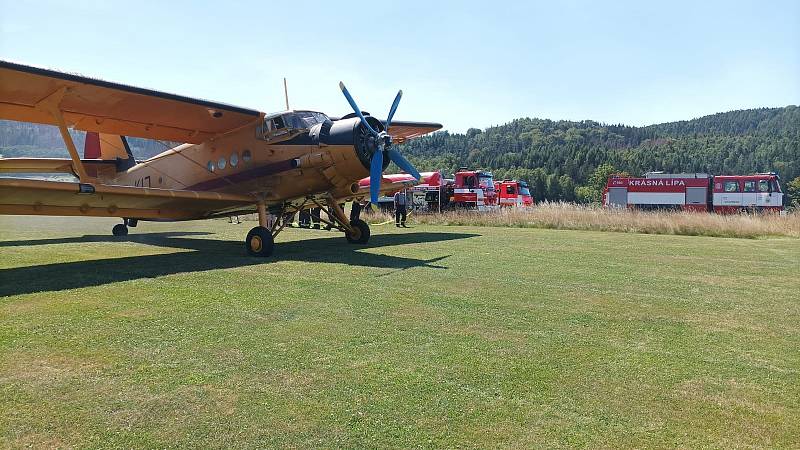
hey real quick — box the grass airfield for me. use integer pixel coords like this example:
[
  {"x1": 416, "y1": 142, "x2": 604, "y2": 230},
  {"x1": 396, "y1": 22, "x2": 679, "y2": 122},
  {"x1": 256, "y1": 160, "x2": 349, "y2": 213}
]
[{"x1": 1, "y1": 216, "x2": 799, "y2": 448}]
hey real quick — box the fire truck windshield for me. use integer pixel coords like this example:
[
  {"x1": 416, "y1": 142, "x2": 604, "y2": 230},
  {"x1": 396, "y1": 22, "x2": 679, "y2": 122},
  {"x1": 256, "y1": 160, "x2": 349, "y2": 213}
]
[
  {"x1": 478, "y1": 175, "x2": 494, "y2": 189},
  {"x1": 519, "y1": 186, "x2": 531, "y2": 196}
]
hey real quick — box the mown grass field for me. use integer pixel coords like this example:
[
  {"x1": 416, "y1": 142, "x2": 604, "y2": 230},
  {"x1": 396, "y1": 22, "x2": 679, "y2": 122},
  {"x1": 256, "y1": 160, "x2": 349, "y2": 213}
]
[{"x1": 1, "y1": 216, "x2": 799, "y2": 448}]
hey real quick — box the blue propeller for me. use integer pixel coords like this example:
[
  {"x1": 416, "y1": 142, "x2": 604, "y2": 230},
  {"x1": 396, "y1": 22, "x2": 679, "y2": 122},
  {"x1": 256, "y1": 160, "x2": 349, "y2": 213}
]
[{"x1": 339, "y1": 82, "x2": 422, "y2": 204}]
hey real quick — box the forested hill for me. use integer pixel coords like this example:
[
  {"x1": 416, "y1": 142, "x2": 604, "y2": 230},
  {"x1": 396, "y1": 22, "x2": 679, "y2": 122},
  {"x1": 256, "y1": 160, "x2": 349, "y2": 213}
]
[
  {"x1": 0, "y1": 121, "x2": 171, "y2": 160},
  {"x1": 1, "y1": 106, "x2": 797, "y2": 202},
  {"x1": 397, "y1": 106, "x2": 799, "y2": 201}
]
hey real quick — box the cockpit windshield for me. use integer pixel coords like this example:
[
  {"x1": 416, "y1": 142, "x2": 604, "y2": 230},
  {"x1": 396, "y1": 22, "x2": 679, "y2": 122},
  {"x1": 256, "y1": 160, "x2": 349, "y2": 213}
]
[
  {"x1": 259, "y1": 110, "x2": 329, "y2": 140},
  {"x1": 283, "y1": 111, "x2": 329, "y2": 129}
]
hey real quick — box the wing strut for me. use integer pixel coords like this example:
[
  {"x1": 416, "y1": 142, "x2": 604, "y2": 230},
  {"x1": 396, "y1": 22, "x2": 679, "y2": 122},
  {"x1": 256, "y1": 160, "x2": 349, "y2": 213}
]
[{"x1": 33, "y1": 87, "x2": 91, "y2": 182}]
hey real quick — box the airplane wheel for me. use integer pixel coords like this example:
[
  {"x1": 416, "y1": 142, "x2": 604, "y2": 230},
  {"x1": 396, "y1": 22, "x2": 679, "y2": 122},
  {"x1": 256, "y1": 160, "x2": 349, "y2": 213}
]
[
  {"x1": 345, "y1": 219, "x2": 370, "y2": 244},
  {"x1": 246, "y1": 226, "x2": 274, "y2": 257},
  {"x1": 112, "y1": 223, "x2": 128, "y2": 236}
]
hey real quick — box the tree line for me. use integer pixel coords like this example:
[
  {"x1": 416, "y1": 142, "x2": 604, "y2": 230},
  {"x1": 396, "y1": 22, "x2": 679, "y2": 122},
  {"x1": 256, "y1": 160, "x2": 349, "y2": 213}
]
[{"x1": 396, "y1": 106, "x2": 799, "y2": 203}]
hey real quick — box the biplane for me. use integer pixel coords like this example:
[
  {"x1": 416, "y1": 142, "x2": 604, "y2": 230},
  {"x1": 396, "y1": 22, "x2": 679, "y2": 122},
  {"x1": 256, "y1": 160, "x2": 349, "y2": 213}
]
[{"x1": 0, "y1": 60, "x2": 441, "y2": 256}]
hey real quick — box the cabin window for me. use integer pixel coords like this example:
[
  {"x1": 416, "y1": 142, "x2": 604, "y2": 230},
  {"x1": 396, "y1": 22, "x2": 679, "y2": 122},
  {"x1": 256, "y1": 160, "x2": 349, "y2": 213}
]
[
  {"x1": 723, "y1": 181, "x2": 740, "y2": 193},
  {"x1": 758, "y1": 180, "x2": 770, "y2": 192},
  {"x1": 242, "y1": 149, "x2": 252, "y2": 163},
  {"x1": 217, "y1": 156, "x2": 227, "y2": 170},
  {"x1": 230, "y1": 152, "x2": 239, "y2": 168},
  {"x1": 207, "y1": 161, "x2": 215, "y2": 172},
  {"x1": 771, "y1": 179, "x2": 781, "y2": 193},
  {"x1": 506, "y1": 185, "x2": 515, "y2": 195},
  {"x1": 743, "y1": 181, "x2": 756, "y2": 192}
]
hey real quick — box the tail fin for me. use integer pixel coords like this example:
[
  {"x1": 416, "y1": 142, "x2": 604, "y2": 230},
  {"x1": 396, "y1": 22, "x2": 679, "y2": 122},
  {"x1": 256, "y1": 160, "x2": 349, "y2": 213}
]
[
  {"x1": 84, "y1": 132, "x2": 134, "y2": 161},
  {"x1": 84, "y1": 132, "x2": 135, "y2": 171}
]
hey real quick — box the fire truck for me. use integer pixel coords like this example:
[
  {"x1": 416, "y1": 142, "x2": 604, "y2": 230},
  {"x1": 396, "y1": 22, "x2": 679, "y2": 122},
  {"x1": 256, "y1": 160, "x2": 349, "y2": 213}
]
[
  {"x1": 604, "y1": 172, "x2": 784, "y2": 213},
  {"x1": 495, "y1": 180, "x2": 534, "y2": 207},
  {"x1": 450, "y1": 168, "x2": 498, "y2": 210}
]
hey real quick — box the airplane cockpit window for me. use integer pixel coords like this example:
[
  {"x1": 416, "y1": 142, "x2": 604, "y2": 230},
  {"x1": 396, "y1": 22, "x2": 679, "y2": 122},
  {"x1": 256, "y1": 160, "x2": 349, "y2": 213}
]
[
  {"x1": 258, "y1": 111, "x2": 329, "y2": 140},
  {"x1": 284, "y1": 111, "x2": 329, "y2": 129}
]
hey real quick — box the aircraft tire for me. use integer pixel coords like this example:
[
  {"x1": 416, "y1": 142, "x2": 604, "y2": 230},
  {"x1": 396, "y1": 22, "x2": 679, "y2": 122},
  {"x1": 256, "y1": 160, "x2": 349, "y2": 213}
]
[
  {"x1": 246, "y1": 226, "x2": 274, "y2": 257},
  {"x1": 112, "y1": 223, "x2": 128, "y2": 236},
  {"x1": 345, "y1": 219, "x2": 370, "y2": 244}
]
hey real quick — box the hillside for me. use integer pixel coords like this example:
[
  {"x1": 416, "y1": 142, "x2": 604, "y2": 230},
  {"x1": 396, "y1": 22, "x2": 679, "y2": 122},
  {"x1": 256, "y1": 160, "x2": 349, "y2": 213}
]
[
  {"x1": 1, "y1": 106, "x2": 798, "y2": 202},
  {"x1": 398, "y1": 106, "x2": 799, "y2": 201},
  {"x1": 0, "y1": 121, "x2": 172, "y2": 160}
]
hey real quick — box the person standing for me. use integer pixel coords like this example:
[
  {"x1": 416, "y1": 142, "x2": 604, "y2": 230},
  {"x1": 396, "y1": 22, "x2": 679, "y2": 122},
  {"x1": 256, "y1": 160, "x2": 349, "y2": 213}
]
[
  {"x1": 350, "y1": 200, "x2": 364, "y2": 222},
  {"x1": 394, "y1": 190, "x2": 408, "y2": 227},
  {"x1": 298, "y1": 208, "x2": 311, "y2": 228},
  {"x1": 310, "y1": 206, "x2": 322, "y2": 229}
]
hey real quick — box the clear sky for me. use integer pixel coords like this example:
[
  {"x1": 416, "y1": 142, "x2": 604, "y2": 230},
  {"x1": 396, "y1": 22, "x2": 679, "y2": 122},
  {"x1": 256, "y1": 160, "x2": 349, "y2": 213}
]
[{"x1": 1, "y1": 0, "x2": 798, "y2": 132}]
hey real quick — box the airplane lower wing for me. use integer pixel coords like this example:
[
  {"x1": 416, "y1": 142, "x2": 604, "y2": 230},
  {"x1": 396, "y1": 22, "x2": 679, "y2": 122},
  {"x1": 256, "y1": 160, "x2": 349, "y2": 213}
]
[
  {"x1": 0, "y1": 178, "x2": 254, "y2": 220},
  {"x1": 0, "y1": 158, "x2": 76, "y2": 173}
]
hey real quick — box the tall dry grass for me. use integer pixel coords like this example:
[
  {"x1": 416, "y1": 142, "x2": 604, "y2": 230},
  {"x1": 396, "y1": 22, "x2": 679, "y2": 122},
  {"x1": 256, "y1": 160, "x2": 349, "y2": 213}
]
[{"x1": 409, "y1": 202, "x2": 800, "y2": 239}]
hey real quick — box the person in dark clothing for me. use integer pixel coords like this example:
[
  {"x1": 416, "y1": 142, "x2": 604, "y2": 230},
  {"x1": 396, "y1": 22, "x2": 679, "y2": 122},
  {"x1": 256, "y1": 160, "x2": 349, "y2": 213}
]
[
  {"x1": 394, "y1": 190, "x2": 408, "y2": 227},
  {"x1": 298, "y1": 208, "x2": 311, "y2": 228},
  {"x1": 311, "y1": 206, "x2": 322, "y2": 229},
  {"x1": 350, "y1": 200, "x2": 363, "y2": 222}
]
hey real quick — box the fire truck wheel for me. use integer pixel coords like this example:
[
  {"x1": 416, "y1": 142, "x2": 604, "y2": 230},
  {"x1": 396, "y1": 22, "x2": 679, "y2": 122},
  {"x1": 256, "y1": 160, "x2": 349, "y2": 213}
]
[
  {"x1": 345, "y1": 219, "x2": 370, "y2": 244},
  {"x1": 245, "y1": 226, "x2": 274, "y2": 257},
  {"x1": 112, "y1": 223, "x2": 128, "y2": 236}
]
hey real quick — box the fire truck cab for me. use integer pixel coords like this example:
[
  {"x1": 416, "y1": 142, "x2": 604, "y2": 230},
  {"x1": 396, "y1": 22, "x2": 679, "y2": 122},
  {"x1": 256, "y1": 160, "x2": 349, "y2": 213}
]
[
  {"x1": 712, "y1": 174, "x2": 783, "y2": 213},
  {"x1": 452, "y1": 168, "x2": 497, "y2": 210},
  {"x1": 495, "y1": 180, "x2": 534, "y2": 207}
]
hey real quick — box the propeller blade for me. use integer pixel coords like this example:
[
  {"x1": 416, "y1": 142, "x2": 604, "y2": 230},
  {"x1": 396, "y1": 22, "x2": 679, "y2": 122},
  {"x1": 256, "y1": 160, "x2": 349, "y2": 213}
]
[
  {"x1": 385, "y1": 90, "x2": 403, "y2": 130},
  {"x1": 369, "y1": 146, "x2": 384, "y2": 204},
  {"x1": 387, "y1": 148, "x2": 421, "y2": 180},
  {"x1": 339, "y1": 81, "x2": 379, "y2": 136}
]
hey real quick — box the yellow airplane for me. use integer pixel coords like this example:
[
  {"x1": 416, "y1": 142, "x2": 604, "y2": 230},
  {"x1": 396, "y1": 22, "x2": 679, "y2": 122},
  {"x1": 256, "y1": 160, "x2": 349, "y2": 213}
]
[{"x1": 0, "y1": 60, "x2": 441, "y2": 256}]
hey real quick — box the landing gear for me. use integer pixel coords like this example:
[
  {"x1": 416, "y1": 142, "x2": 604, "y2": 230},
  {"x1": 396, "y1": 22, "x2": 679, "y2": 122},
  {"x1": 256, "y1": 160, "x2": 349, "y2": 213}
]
[
  {"x1": 245, "y1": 226, "x2": 274, "y2": 257},
  {"x1": 345, "y1": 219, "x2": 370, "y2": 244},
  {"x1": 112, "y1": 218, "x2": 137, "y2": 236},
  {"x1": 112, "y1": 223, "x2": 128, "y2": 236},
  {"x1": 244, "y1": 197, "x2": 373, "y2": 257}
]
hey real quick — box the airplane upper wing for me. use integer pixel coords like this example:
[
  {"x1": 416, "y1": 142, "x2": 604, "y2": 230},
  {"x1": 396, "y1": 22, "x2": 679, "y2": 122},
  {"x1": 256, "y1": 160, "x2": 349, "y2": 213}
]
[
  {"x1": 384, "y1": 120, "x2": 442, "y2": 144},
  {"x1": 0, "y1": 60, "x2": 264, "y2": 144},
  {"x1": 0, "y1": 178, "x2": 255, "y2": 220}
]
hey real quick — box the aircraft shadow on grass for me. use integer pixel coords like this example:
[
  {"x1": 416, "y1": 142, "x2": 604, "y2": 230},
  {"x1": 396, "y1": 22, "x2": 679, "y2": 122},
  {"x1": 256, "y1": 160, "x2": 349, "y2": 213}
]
[{"x1": 0, "y1": 231, "x2": 479, "y2": 297}]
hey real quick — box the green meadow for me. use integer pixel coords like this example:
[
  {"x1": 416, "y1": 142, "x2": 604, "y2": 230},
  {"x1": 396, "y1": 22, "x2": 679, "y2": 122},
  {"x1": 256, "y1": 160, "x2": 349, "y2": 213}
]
[{"x1": 1, "y1": 216, "x2": 798, "y2": 448}]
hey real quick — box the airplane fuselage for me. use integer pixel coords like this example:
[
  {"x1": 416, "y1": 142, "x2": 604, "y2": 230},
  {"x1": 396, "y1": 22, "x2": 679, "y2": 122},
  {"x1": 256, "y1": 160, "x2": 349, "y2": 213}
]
[{"x1": 109, "y1": 114, "x2": 378, "y2": 214}]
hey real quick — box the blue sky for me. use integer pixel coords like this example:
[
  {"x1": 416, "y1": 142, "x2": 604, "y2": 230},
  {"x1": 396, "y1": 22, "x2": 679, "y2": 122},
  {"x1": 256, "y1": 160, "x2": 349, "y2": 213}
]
[{"x1": 1, "y1": 0, "x2": 798, "y2": 132}]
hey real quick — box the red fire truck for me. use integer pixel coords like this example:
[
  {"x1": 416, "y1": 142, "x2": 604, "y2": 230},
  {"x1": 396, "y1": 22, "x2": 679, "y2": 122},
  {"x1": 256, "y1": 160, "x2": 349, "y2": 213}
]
[
  {"x1": 451, "y1": 168, "x2": 498, "y2": 210},
  {"x1": 604, "y1": 172, "x2": 784, "y2": 213},
  {"x1": 495, "y1": 180, "x2": 534, "y2": 207}
]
